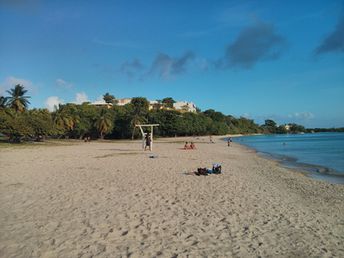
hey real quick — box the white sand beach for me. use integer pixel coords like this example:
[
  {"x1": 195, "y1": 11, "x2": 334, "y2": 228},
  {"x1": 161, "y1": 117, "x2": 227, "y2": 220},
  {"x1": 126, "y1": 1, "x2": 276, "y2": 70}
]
[{"x1": 0, "y1": 137, "x2": 343, "y2": 257}]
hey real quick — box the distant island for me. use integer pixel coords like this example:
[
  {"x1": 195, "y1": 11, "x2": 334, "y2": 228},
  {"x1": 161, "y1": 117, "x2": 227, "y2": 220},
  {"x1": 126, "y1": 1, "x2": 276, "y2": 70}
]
[{"x1": 0, "y1": 85, "x2": 343, "y2": 143}]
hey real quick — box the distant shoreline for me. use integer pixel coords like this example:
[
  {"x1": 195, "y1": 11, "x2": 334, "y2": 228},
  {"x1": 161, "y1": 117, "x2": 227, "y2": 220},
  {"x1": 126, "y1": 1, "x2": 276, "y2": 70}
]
[{"x1": 228, "y1": 133, "x2": 344, "y2": 184}]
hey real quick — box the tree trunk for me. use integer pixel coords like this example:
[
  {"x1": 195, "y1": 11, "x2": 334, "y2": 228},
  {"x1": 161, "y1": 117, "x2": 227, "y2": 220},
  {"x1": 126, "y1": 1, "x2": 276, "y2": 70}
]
[{"x1": 131, "y1": 127, "x2": 135, "y2": 140}]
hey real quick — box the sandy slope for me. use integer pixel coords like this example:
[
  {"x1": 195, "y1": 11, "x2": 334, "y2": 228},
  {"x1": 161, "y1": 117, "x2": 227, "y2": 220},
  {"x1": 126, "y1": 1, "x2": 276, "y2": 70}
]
[{"x1": 0, "y1": 137, "x2": 343, "y2": 258}]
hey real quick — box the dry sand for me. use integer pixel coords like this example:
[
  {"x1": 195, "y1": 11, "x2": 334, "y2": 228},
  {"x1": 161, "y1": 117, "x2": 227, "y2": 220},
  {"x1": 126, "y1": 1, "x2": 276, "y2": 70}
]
[{"x1": 0, "y1": 136, "x2": 343, "y2": 258}]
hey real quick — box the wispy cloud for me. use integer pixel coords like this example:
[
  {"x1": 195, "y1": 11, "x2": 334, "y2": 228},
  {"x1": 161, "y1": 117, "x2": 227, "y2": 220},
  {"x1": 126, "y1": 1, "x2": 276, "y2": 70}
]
[
  {"x1": 217, "y1": 20, "x2": 287, "y2": 69},
  {"x1": 56, "y1": 78, "x2": 73, "y2": 89},
  {"x1": 118, "y1": 51, "x2": 197, "y2": 81},
  {"x1": 45, "y1": 96, "x2": 64, "y2": 111},
  {"x1": 74, "y1": 92, "x2": 89, "y2": 104},
  {"x1": 288, "y1": 112, "x2": 315, "y2": 120},
  {"x1": 120, "y1": 58, "x2": 144, "y2": 80},
  {"x1": 252, "y1": 112, "x2": 315, "y2": 126},
  {"x1": 144, "y1": 51, "x2": 195, "y2": 79},
  {"x1": 194, "y1": 57, "x2": 210, "y2": 71},
  {"x1": 0, "y1": 76, "x2": 35, "y2": 95},
  {"x1": 315, "y1": 15, "x2": 344, "y2": 55}
]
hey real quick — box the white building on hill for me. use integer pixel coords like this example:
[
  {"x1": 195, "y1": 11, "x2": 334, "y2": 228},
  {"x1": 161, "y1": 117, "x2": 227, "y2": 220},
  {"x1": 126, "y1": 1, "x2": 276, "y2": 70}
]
[
  {"x1": 90, "y1": 98, "x2": 197, "y2": 113},
  {"x1": 173, "y1": 101, "x2": 197, "y2": 112},
  {"x1": 117, "y1": 98, "x2": 132, "y2": 106},
  {"x1": 89, "y1": 100, "x2": 113, "y2": 109}
]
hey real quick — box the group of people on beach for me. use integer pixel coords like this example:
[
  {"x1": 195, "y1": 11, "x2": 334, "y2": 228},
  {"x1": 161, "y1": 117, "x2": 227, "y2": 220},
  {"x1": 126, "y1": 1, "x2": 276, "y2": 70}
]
[{"x1": 183, "y1": 141, "x2": 196, "y2": 150}]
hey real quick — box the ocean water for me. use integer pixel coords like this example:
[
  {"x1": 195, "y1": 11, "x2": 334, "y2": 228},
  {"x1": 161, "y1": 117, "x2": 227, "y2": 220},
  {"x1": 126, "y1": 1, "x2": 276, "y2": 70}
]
[{"x1": 232, "y1": 133, "x2": 344, "y2": 184}]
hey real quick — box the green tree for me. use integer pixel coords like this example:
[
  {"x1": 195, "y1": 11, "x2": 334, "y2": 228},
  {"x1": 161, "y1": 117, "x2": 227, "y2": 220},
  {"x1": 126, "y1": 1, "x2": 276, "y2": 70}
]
[
  {"x1": 130, "y1": 97, "x2": 149, "y2": 139},
  {"x1": 148, "y1": 110, "x2": 181, "y2": 137},
  {"x1": 203, "y1": 109, "x2": 226, "y2": 122},
  {"x1": 264, "y1": 119, "x2": 277, "y2": 128},
  {"x1": 0, "y1": 108, "x2": 33, "y2": 142},
  {"x1": 289, "y1": 123, "x2": 306, "y2": 134},
  {"x1": 162, "y1": 97, "x2": 175, "y2": 108},
  {"x1": 262, "y1": 119, "x2": 277, "y2": 133},
  {"x1": 95, "y1": 110, "x2": 113, "y2": 139},
  {"x1": 0, "y1": 96, "x2": 8, "y2": 108},
  {"x1": 111, "y1": 105, "x2": 132, "y2": 138},
  {"x1": 6, "y1": 84, "x2": 31, "y2": 112},
  {"x1": 276, "y1": 125, "x2": 288, "y2": 134},
  {"x1": 52, "y1": 104, "x2": 79, "y2": 137},
  {"x1": 103, "y1": 92, "x2": 117, "y2": 104},
  {"x1": 72, "y1": 103, "x2": 100, "y2": 139},
  {"x1": 27, "y1": 109, "x2": 54, "y2": 140},
  {"x1": 131, "y1": 97, "x2": 149, "y2": 115}
]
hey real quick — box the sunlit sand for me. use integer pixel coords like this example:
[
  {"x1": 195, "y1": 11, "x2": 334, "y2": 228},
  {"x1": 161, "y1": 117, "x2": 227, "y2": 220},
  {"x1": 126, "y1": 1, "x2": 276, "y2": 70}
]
[{"x1": 0, "y1": 137, "x2": 343, "y2": 257}]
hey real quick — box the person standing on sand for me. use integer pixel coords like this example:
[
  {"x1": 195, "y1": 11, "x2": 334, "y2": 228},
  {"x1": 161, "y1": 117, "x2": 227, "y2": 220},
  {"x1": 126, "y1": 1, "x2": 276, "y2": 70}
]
[
  {"x1": 145, "y1": 133, "x2": 152, "y2": 151},
  {"x1": 227, "y1": 137, "x2": 232, "y2": 147}
]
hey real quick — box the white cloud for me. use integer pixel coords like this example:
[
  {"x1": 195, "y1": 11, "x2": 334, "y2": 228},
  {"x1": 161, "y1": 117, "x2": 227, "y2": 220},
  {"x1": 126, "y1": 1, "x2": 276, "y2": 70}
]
[
  {"x1": 241, "y1": 113, "x2": 251, "y2": 118},
  {"x1": 253, "y1": 111, "x2": 315, "y2": 126},
  {"x1": 0, "y1": 76, "x2": 34, "y2": 95},
  {"x1": 45, "y1": 96, "x2": 64, "y2": 112},
  {"x1": 75, "y1": 92, "x2": 89, "y2": 104},
  {"x1": 289, "y1": 112, "x2": 315, "y2": 120},
  {"x1": 56, "y1": 78, "x2": 73, "y2": 89}
]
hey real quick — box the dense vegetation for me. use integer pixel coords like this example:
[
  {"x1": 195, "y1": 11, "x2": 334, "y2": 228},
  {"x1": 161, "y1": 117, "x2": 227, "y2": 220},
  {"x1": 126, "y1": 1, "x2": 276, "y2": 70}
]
[
  {"x1": 305, "y1": 127, "x2": 344, "y2": 133},
  {"x1": 2, "y1": 84, "x2": 340, "y2": 143}
]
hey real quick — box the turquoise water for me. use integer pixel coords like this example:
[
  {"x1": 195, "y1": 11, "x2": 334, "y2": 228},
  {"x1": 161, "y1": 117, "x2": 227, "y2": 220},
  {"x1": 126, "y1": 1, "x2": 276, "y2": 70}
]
[{"x1": 232, "y1": 133, "x2": 344, "y2": 184}]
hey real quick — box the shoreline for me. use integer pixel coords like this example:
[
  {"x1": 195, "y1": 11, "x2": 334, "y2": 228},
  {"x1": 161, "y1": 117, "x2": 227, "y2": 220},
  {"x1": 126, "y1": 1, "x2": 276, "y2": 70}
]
[
  {"x1": 0, "y1": 136, "x2": 343, "y2": 257},
  {"x1": 224, "y1": 134, "x2": 344, "y2": 185}
]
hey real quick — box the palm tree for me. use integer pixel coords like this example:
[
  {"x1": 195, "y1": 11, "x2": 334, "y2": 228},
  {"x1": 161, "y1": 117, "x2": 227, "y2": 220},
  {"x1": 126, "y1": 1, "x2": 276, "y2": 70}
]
[
  {"x1": 130, "y1": 114, "x2": 147, "y2": 140},
  {"x1": 52, "y1": 104, "x2": 79, "y2": 136},
  {"x1": 95, "y1": 110, "x2": 113, "y2": 139},
  {"x1": 103, "y1": 92, "x2": 117, "y2": 104},
  {"x1": 53, "y1": 111, "x2": 75, "y2": 131},
  {"x1": 130, "y1": 97, "x2": 149, "y2": 139},
  {"x1": 6, "y1": 84, "x2": 30, "y2": 112},
  {"x1": 0, "y1": 96, "x2": 8, "y2": 108}
]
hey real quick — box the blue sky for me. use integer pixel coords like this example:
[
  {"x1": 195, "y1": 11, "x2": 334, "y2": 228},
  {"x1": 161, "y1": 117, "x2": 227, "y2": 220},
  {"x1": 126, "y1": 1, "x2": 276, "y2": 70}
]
[{"x1": 0, "y1": 0, "x2": 343, "y2": 127}]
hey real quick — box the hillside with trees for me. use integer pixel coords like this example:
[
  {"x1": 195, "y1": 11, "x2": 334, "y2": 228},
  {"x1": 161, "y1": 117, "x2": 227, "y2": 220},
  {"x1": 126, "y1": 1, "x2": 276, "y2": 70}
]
[{"x1": 2, "y1": 85, "x2": 333, "y2": 143}]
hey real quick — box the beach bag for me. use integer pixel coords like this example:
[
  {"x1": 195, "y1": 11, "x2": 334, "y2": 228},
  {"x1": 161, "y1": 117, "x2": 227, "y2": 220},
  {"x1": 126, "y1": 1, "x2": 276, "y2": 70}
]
[
  {"x1": 212, "y1": 164, "x2": 222, "y2": 174},
  {"x1": 195, "y1": 167, "x2": 208, "y2": 176}
]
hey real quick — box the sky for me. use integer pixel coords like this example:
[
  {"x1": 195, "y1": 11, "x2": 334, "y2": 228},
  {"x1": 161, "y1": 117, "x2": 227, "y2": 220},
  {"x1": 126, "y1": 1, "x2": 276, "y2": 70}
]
[{"x1": 0, "y1": 0, "x2": 343, "y2": 128}]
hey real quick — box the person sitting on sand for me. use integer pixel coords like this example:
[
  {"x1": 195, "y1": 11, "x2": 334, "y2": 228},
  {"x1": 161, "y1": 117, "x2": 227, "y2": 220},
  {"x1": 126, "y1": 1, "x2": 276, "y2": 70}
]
[
  {"x1": 184, "y1": 142, "x2": 190, "y2": 149},
  {"x1": 190, "y1": 142, "x2": 196, "y2": 149}
]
